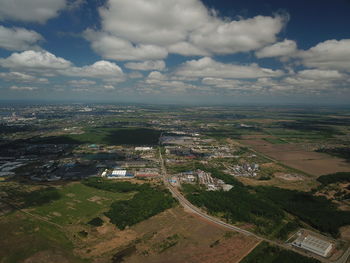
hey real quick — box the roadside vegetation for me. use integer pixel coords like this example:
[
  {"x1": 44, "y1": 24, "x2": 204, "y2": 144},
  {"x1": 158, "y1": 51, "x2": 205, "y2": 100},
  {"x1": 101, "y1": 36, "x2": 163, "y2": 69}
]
[
  {"x1": 182, "y1": 166, "x2": 350, "y2": 238},
  {"x1": 240, "y1": 242, "x2": 320, "y2": 263}
]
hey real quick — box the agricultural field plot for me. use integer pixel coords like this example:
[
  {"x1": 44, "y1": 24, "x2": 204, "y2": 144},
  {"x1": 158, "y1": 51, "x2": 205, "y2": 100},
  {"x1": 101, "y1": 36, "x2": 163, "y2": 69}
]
[
  {"x1": 237, "y1": 174, "x2": 316, "y2": 192},
  {"x1": 239, "y1": 138, "x2": 350, "y2": 176},
  {"x1": 0, "y1": 182, "x2": 135, "y2": 263},
  {"x1": 29, "y1": 182, "x2": 135, "y2": 226},
  {"x1": 0, "y1": 212, "x2": 85, "y2": 263},
  {"x1": 121, "y1": 207, "x2": 260, "y2": 263}
]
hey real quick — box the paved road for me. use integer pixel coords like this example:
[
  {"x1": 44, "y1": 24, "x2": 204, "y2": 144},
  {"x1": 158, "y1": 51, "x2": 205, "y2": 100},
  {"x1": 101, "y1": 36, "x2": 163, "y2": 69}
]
[{"x1": 158, "y1": 148, "x2": 349, "y2": 263}]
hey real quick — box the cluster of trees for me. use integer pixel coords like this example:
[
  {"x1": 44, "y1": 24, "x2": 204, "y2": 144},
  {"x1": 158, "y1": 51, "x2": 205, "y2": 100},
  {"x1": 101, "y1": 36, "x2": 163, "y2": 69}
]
[
  {"x1": 3, "y1": 185, "x2": 61, "y2": 208},
  {"x1": 185, "y1": 186, "x2": 284, "y2": 235},
  {"x1": 88, "y1": 217, "x2": 104, "y2": 227},
  {"x1": 23, "y1": 187, "x2": 61, "y2": 207},
  {"x1": 183, "y1": 164, "x2": 350, "y2": 237},
  {"x1": 105, "y1": 186, "x2": 175, "y2": 230},
  {"x1": 241, "y1": 242, "x2": 320, "y2": 263},
  {"x1": 317, "y1": 172, "x2": 350, "y2": 185},
  {"x1": 84, "y1": 177, "x2": 176, "y2": 230},
  {"x1": 316, "y1": 147, "x2": 350, "y2": 161},
  {"x1": 82, "y1": 177, "x2": 142, "y2": 193},
  {"x1": 255, "y1": 187, "x2": 350, "y2": 236}
]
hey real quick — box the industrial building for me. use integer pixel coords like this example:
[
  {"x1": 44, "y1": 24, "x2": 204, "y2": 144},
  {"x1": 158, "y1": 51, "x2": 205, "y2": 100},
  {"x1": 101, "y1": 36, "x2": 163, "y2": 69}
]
[
  {"x1": 102, "y1": 168, "x2": 134, "y2": 179},
  {"x1": 292, "y1": 233, "x2": 333, "y2": 257},
  {"x1": 135, "y1": 147, "x2": 153, "y2": 151}
]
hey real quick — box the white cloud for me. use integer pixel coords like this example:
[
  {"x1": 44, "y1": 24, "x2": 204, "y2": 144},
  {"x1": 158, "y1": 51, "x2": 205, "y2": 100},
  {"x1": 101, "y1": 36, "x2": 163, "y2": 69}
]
[
  {"x1": 255, "y1": 39, "x2": 297, "y2": 58},
  {"x1": 0, "y1": 50, "x2": 126, "y2": 84},
  {"x1": 202, "y1": 77, "x2": 243, "y2": 89},
  {"x1": 146, "y1": 71, "x2": 167, "y2": 82},
  {"x1": 98, "y1": 0, "x2": 208, "y2": 46},
  {"x1": 128, "y1": 71, "x2": 143, "y2": 79},
  {"x1": 0, "y1": 50, "x2": 71, "y2": 71},
  {"x1": 9, "y1": 85, "x2": 38, "y2": 91},
  {"x1": 143, "y1": 70, "x2": 198, "y2": 93},
  {"x1": 125, "y1": 60, "x2": 166, "y2": 71},
  {"x1": 168, "y1": 42, "x2": 209, "y2": 56},
  {"x1": 68, "y1": 79, "x2": 96, "y2": 87},
  {"x1": 0, "y1": 71, "x2": 48, "y2": 83},
  {"x1": 190, "y1": 15, "x2": 286, "y2": 55},
  {"x1": 0, "y1": 0, "x2": 66, "y2": 23},
  {"x1": 85, "y1": 0, "x2": 287, "y2": 59},
  {"x1": 64, "y1": 60, "x2": 124, "y2": 78},
  {"x1": 298, "y1": 39, "x2": 350, "y2": 72},
  {"x1": 0, "y1": 26, "x2": 43, "y2": 51},
  {"x1": 296, "y1": 69, "x2": 344, "y2": 80},
  {"x1": 175, "y1": 57, "x2": 284, "y2": 79},
  {"x1": 84, "y1": 30, "x2": 168, "y2": 61},
  {"x1": 103, "y1": 85, "x2": 115, "y2": 90}
]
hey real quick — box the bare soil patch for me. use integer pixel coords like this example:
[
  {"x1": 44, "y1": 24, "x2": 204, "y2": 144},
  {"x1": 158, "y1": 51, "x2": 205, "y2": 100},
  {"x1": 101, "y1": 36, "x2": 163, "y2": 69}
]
[
  {"x1": 275, "y1": 173, "x2": 304, "y2": 181},
  {"x1": 240, "y1": 139, "x2": 350, "y2": 176},
  {"x1": 23, "y1": 250, "x2": 71, "y2": 263},
  {"x1": 123, "y1": 207, "x2": 259, "y2": 263}
]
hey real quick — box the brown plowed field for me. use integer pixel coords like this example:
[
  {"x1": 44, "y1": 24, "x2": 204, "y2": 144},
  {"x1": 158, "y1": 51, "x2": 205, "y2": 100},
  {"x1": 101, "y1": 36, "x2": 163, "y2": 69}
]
[{"x1": 239, "y1": 139, "x2": 350, "y2": 176}]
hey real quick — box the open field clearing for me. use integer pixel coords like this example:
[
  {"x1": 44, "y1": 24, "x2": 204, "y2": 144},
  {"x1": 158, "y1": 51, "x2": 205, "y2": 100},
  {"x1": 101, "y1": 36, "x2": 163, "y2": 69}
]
[
  {"x1": 123, "y1": 207, "x2": 259, "y2": 263},
  {"x1": 29, "y1": 182, "x2": 135, "y2": 226},
  {"x1": 239, "y1": 138, "x2": 350, "y2": 176}
]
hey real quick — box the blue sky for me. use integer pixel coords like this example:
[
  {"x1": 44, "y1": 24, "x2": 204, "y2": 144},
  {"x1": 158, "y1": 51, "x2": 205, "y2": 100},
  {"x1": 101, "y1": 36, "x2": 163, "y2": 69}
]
[{"x1": 0, "y1": 0, "x2": 349, "y2": 104}]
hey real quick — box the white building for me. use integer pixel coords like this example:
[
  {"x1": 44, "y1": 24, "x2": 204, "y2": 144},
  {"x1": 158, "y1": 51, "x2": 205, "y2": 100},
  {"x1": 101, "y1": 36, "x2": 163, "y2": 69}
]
[
  {"x1": 135, "y1": 147, "x2": 153, "y2": 151},
  {"x1": 222, "y1": 184, "x2": 234, "y2": 192},
  {"x1": 292, "y1": 234, "x2": 333, "y2": 257},
  {"x1": 107, "y1": 169, "x2": 130, "y2": 179}
]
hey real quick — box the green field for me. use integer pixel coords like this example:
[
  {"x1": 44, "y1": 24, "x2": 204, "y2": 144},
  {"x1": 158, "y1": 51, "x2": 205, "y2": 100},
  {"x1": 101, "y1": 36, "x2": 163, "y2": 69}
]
[
  {"x1": 0, "y1": 210, "x2": 86, "y2": 263},
  {"x1": 0, "y1": 182, "x2": 135, "y2": 263},
  {"x1": 31, "y1": 183, "x2": 135, "y2": 225},
  {"x1": 263, "y1": 138, "x2": 287, "y2": 144}
]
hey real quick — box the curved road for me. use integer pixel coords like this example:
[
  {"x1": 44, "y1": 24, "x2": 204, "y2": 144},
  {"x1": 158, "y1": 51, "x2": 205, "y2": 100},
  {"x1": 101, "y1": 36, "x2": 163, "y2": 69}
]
[{"x1": 158, "y1": 148, "x2": 349, "y2": 263}]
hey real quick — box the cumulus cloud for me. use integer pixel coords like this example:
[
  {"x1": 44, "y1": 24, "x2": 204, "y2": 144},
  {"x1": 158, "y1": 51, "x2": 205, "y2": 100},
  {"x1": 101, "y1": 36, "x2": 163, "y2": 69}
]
[
  {"x1": 0, "y1": 0, "x2": 66, "y2": 23},
  {"x1": 125, "y1": 60, "x2": 166, "y2": 71},
  {"x1": 85, "y1": 0, "x2": 287, "y2": 60},
  {"x1": 64, "y1": 60, "x2": 124, "y2": 78},
  {"x1": 0, "y1": 50, "x2": 126, "y2": 84},
  {"x1": 167, "y1": 42, "x2": 209, "y2": 56},
  {"x1": 255, "y1": 39, "x2": 297, "y2": 58},
  {"x1": 202, "y1": 78, "x2": 243, "y2": 89},
  {"x1": 142, "y1": 70, "x2": 198, "y2": 93},
  {"x1": 0, "y1": 50, "x2": 71, "y2": 71},
  {"x1": 189, "y1": 15, "x2": 286, "y2": 55},
  {"x1": 296, "y1": 69, "x2": 344, "y2": 80},
  {"x1": 298, "y1": 39, "x2": 350, "y2": 72},
  {"x1": 68, "y1": 79, "x2": 96, "y2": 87},
  {"x1": 9, "y1": 85, "x2": 38, "y2": 91},
  {"x1": 175, "y1": 57, "x2": 284, "y2": 79},
  {"x1": 84, "y1": 30, "x2": 168, "y2": 61},
  {"x1": 0, "y1": 71, "x2": 48, "y2": 83},
  {"x1": 102, "y1": 85, "x2": 115, "y2": 90},
  {"x1": 128, "y1": 71, "x2": 144, "y2": 79},
  {"x1": 0, "y1": 26, "x2": 43, "y2": 51}
]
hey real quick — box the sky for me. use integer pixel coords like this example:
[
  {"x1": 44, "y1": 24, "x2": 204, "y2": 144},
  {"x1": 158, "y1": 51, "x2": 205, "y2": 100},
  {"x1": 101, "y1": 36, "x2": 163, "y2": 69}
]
[{"x1": 0, "y1": 0, "x2": 349, "y2": 104}]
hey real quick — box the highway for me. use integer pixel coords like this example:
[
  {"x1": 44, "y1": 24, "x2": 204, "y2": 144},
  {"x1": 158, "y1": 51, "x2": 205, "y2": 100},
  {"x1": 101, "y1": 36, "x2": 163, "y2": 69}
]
[{"x1": 158, "y1": 148, "x2": 349, "y2": 263}]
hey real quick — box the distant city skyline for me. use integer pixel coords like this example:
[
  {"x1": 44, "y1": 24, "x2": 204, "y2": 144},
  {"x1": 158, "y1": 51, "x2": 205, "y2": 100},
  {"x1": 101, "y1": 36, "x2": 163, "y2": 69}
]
[{"x1": 0, "y1": 0, "x2": 349, "y2": 104}]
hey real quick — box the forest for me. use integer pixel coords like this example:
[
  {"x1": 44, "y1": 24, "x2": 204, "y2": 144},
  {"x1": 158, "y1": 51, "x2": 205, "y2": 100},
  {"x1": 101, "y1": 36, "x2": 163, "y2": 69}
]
[
  {"x1": 105, "y1": 186, "x2": 175, "y2": 230},
  {"x1": 83, "y1": 177, "x2": 176, "y2": 230},
  {"x1": 241, "y1": 242, "x2": 320, "y2": 263},
  {"x1": 317, "y1": 172, "x2": 350, "y2": 185}
]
